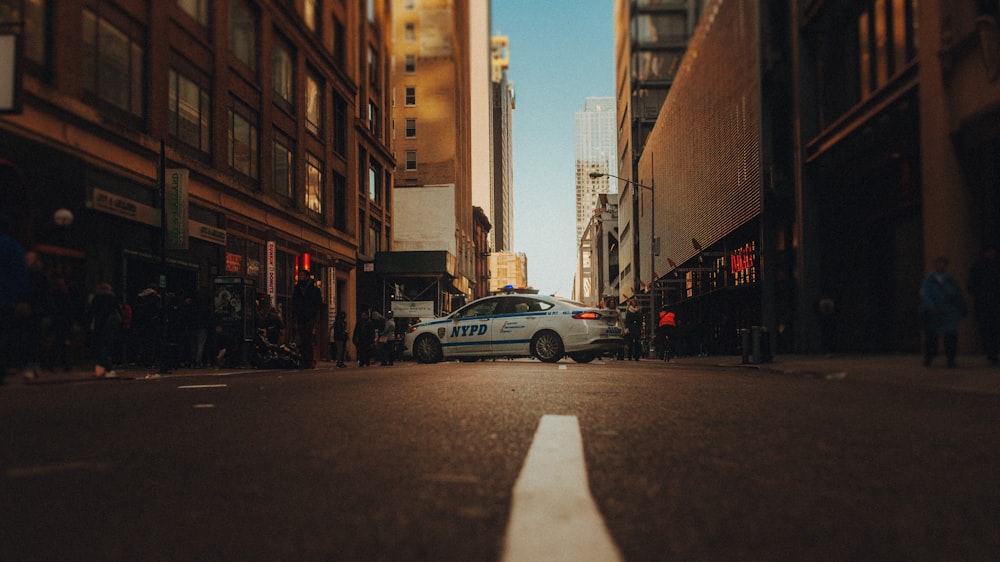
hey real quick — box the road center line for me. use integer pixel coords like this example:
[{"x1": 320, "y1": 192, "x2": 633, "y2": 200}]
[{"x1": 502, "y1": 414, "x2": 623, "y2": 562}]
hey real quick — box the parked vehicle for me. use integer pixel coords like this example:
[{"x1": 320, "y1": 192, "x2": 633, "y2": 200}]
[{"x1": 402, "y1": 294, "x2": 622, "y2": 364}]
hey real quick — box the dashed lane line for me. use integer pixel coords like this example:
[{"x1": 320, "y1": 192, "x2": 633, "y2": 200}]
[{"x1": 502, "y1": 414, "x2": 623, "y2": 562}]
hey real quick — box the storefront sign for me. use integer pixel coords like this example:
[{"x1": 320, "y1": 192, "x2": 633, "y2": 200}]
[
  {"x1": 225, "y1": 252, "x2": 242, "y2": 273},
  {"x1": 165, "y1": 169, "x2": 189, "y2": 250},
  {"x1": 89, "y1": 188, "x2": 159, "y2": 225},
  {"x1": 266, "y1": 241, "x2": 277, "y2": 306},
  {"x1": 392, "y1": 301, "x2": 435, "y2": 318},
  {"x1": 191, "y1": 222, "x2": 226, "y2": 245},
  {"x1": 730, "y1": 243, "x2": 757, "y2": 285},
  {"x1": 90, "y1": 188, "x2": 223, "y2": 247}
]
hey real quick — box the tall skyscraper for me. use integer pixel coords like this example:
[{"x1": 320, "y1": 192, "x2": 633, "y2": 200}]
[
  {"x1": 574, "y1": 97, "x2": 617, "y2": 242},
  {"x1": 491, "y1": 35, "x2": 515, "y2": 252}
]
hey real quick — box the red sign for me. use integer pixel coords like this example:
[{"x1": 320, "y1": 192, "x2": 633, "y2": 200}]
[{"x1": 730, "y1": 244, "x2": 755, "y2": 275}]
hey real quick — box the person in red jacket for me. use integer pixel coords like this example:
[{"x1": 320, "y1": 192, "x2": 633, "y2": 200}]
[{"x1": 654, "y1": 305, "x2": 677, "y2": 361}]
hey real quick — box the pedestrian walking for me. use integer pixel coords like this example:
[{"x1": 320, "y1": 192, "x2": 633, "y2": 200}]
[
  {"x1": 920, "y1": 256, "x2": 967, "y2": 368},
  {"x1": 330, "y1": 310, "x2": 349, "y2": 368},
  {"x1": 624, "y1": 297, "x2": 644, "y2": 360},
  {"x1": 967, "y1": 243, "x2": 1000, "y2": 366},
  {"x1": 291, "y1": 269, "x2": 324, "y2": 369},
  {"x1": 380, "y1": 311, "x2": 397, "y2": 366},
  {"x1": 0, "y1": 212, "x2": 28, "y2": 384},
  {"x1": 88, "y1": 281, "x2": 123, "y2": 378},
  {"x1": 353, "y1": 310, "x2": 376, "y2": 367}
]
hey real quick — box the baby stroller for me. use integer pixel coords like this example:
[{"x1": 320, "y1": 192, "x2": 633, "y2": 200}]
[{"x1": 252, "y1": 329, "x2": 302, "y2": 369}]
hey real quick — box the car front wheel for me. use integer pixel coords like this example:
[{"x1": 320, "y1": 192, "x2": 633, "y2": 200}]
[
  {"x1": 569, "y1": 352, "x2": 595, "y2": 363},
  {"x1": 532, "y1": 331, "x2": 565, "y2": 363},
  {"x1": 413, "y1": 334, "x2": 443, "y2": 364}
]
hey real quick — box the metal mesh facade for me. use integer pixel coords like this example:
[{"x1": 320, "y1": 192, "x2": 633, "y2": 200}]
[{"x1": 642, "y1": 0, "x2": 762, "y2": 273}]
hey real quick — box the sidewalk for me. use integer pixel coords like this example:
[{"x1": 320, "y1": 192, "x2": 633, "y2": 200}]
[
  {"x1": 6, "y1": 355, "x2": 1000, "y2": 395},
  {"x1": 671, "y1": 354, "x2": 1000, "y2": 395}
]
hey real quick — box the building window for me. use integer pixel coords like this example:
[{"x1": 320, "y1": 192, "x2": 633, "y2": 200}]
[
  {"x1": 272, "y1": 132, "x2": 294, "y2": 199},
  {"x1": 404, "y1": 86, "x2": 415, "y2": 106},
  {"x1": 168, "y1": 69, "x2": 211, "y2": 153},
  {"x1": 405, "y1": 150, "x2": 416, "y2": 171},
  {"x1": 229, "y1": 0, "x2": 258, "y2": 72},
  {"x1": 405, "y1": 118, "x2": 416, "y2": 138},
  {"x1": 369, "y1": 159, "x2": 382, "y2": 203},
  {"x1": 333, "y1": 172, "x2": 347, "y2": 231},
  {"x1": 366, "y1": 0, "x2": 375, "y2": 23},
  {"x1": 305, "y1": 71, "x2": 323, "y2": 136},
  {"x1": 303, "y1": 0, "x2": 319, "y2": 33},
  {"x1": 405, "y1": 22, "x2": 415, "y2": 41},
  {"x1": 305, "y1": 153, "x2": 323, "y2": 214},
  {"x1": 358, "y1": 150, "x2": 367, "y2": 193},
  {"x1": 368, "y1": 46, "x2": 380, "y2": 88},
  {"x1": 82, "y1": 9, "x2": 145, "y2": 118},
  {"x1": 404, "y1": 54, "x2": 416, "y2": 73},
  {"x1": 177, "y1": 0, "x2": 209, "y2": 26},
  {"x1": 24, "y1": 0, "x2": 48, "y2": 67},
  {"x1": 331, "y1": 16, "x2": 345, "y2": 68},
  {"x1": 332, "y1": 91, "x2": 347, "y2": 155},
  {"x1": 858, "y1": 0, "x2": 916, "y2": 97},
  {"x1": 368, "y1": 101, "x2": 380, "y2": 137},
  {"x1": 228, "y1": 103, "x2": 259, "y2": 179},
  {"x1": 272, "y1": 38, "x2": 294, "y2": 108}
]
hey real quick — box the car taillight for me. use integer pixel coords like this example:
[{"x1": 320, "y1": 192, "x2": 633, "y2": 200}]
[{"x1": 572, "y1": 311, "x2": 602, "y2": 320}]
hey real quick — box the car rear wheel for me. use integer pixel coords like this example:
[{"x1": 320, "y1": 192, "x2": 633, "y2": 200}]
[
  {"x1": 532, "y1": 330, "x2": 564, "y2": 363},
  {"x1": 413, "y1": 334, "x2": 443, "y2": 364},
  {"x1": 568, "y1": 352, "x2": 596, "y2": 363}
]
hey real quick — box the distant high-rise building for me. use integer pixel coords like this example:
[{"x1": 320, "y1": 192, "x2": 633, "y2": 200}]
[
  {"x1": 574, "y1": 97, "x2": 616, "y2": 243},
  {"x1": 491, "y1": 35, "x2": 515, "y2": 252}
]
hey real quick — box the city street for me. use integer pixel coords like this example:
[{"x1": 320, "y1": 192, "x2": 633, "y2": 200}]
[{"x1": 3, "y1": 359, "x2": 1000, "y2": 561}]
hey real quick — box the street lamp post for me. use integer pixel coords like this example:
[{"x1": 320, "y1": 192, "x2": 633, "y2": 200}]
[{"x1": 590, "y1": 171, "x2": 657, "y2": 350}]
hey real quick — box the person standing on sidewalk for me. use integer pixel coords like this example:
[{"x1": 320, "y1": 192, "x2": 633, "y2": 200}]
[
  {"x1": 0, "y1": 213, "x2": 28, "y2": 384},
  {"x1": 88, "y1": 281, "x2": 122, "y2": 378},
  {"x1": 330, "y1": 310, "x2": 349, "y2": 368},
  {"x1": 920, "y1": 256, "x2": 967, "y2": 368},
  {"x1": 967, "y1": 244, "x2": 1000, "y2": 366},
  {"x1": 291, "y1": 269, "x2": 324, "y2": 369},
  {"x1": 380, "y1": 311, "x2": 396, "y2": 366},
  {"x1": 624, "y1": 298, "x2": 644, "y2": 361}
]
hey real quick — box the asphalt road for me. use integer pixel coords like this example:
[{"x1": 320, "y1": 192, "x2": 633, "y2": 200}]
[{"x1": 2, "y1": 359, "x2": 999, "y2": 561}]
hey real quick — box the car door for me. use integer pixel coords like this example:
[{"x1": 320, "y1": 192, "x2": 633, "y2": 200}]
[
  {"x1": 442, "y1": 297, "x2": 499, "y2": 357},
  {"x1": 490, "y1": 297, "x2": 544, "y2": 356}
]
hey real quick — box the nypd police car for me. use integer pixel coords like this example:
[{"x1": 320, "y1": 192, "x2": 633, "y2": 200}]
[{"x1": 402, "y1": 294, "x2": 623, "y2": 364}]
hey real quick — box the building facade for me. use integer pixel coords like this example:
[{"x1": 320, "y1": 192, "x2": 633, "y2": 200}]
[
  {"x1": 575, "y1": 193, "x2": 619, "y2": 308},
  {"x1": 0, "y1": 0, "x2": 395, "y2": 365},
  {"x1": 628, "y1": 0, "x2": 999, "y2": 355},
  {"x1": 386, "y1": 0, "x2": 480, "y2": 315},
  {"x1": 614, "y1": 0, "x2": 705, "y2": 297}
]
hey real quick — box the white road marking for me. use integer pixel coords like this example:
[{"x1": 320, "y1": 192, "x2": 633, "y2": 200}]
[
  {"x1": 177, "y1": 384, "x2": 228, "y2": 389},
  {"x1": 502, "y1": 415, "x2": 623, "y2": 562}
]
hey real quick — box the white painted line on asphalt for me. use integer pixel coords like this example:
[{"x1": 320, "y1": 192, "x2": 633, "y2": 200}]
[
  {"x1": 177, "y1": 384, "x2": 228, "y2": 389},
  {"x1": 502, "y1": 415, "x2": 623, "y2": 562}
]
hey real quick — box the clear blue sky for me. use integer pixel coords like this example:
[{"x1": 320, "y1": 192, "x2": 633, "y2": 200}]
[{"x1": 491, "y1": 0, "x2": 616, "y2": 297}]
